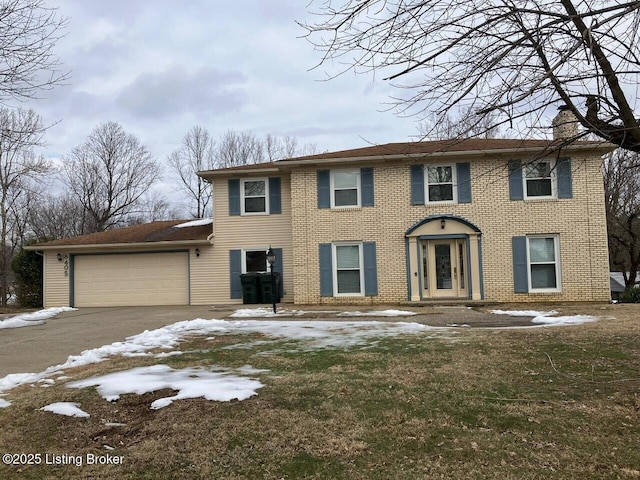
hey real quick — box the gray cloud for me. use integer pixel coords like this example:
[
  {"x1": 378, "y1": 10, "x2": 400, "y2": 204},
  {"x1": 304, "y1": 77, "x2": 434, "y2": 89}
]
[{"x1": 116, "y1": 66, "x2": 247, "y2": 119}]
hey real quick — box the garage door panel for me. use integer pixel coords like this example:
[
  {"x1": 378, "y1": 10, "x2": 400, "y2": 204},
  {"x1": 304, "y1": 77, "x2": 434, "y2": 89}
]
[{"x1": 74, "y1": 252, "x2": 189, "y2": 307}]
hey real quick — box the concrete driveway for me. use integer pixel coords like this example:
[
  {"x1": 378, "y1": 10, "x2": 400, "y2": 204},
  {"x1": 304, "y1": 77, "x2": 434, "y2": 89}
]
[
  {"x1": 0, "y1": 304, "x2": 538, "y2": 378},
  {"x1": 0, "y1": 305, "x2": 231, "y2": 377}
]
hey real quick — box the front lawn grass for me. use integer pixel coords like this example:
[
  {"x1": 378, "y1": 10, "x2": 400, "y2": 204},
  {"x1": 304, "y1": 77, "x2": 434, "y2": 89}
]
[{"x1": 1, "y1": 306, "x2": 639, "y2": 479}]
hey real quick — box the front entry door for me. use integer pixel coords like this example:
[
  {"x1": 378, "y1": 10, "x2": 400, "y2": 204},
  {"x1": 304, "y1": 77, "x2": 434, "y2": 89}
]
[{"x1": 421, "y1": 239, "x2": 467, "y2": 298}]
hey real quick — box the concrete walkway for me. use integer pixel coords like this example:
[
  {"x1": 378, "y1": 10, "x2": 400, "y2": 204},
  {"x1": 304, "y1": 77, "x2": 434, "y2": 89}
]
[{"x1": 0, "y1": 304, "x2": 530, "y2": 377}]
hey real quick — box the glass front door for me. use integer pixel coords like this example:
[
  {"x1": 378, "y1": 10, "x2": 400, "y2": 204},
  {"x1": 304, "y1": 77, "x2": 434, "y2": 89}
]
[{"x1": 421, "y1": 239, "x2": 466, "y2": 298}]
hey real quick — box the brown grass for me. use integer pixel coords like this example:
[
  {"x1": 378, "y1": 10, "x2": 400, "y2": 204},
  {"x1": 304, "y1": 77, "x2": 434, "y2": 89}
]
[{"x1": 0, "y1": 304, "x2": 639, "y2": 479}]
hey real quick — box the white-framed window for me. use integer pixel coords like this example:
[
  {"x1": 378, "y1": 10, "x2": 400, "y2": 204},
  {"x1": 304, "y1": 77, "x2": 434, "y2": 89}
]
[
  {"x1": 331, "y1": 169, "x2": 360, "y2": 208},
  {"x1": 332, "y1": 243, "x2": 364, "y2": 296},
  {"x1": 242, "y1": 248, "x2": 268, "y2": 273},
  {"x1": 527, "y1": 235, "x2": 561, "y2": 292},
  {"x1": 425, "y1": 164, "x2": 457, "y2": 203},
  {"x1": 241, "y1": 178, "x2": 269, "y2": 215},
  {"x1": 524, "y1": 160, "x2": 556, "y2": 199}
]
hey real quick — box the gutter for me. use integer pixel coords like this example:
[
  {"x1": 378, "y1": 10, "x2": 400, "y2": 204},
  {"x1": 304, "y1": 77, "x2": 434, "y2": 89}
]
[{"x1": 24, "y1": 239, "x2": 212, "y2": 252}]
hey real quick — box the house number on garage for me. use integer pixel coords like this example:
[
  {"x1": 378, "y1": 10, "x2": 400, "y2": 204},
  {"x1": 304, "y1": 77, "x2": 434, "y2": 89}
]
[{"x1": 64, "y1": 257, "x2": 69, "y2": 277}]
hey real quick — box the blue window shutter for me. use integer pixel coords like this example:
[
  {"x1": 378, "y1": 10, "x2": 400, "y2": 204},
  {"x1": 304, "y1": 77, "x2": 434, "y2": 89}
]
[
  {"x1": 269, "y1": 177, "x2": 281, "y2": 214},
  {"x1": 317, "y1": 170, "x2": 330, "y2": 209},
  {"x1": 228, "y1": 179, "x2": 240, "y2": 215},
  {"x1": 274, "y1": 247, "x2": 283, "y2": 297},
  {"x1": 319, "y1": 243, "x2": 333, "y2": 296},
  {"x1": 456, "y1": 162, "x2": 472, "y2": 203},
  {"x1": 557, "y1": 157, "x2": 573, "y2": 198},
  {"x1": 411, "y1": 165, "x2": 424, "y2": 205},
  {"x1": 363, "y1": 242, "x2": 378, "y2": 296},
  {"x1": 512, "y1": 237, "x2": 528, "y2": 293},
  {"x1": 508, "y1": 160, "x2": 523, "y2": 201},
  {"x1": 229, "y1": 249, "x2": 242, "y2": 299},
  {"x1": 361, "y1": 167, "x2": 374, "y2": 207}
]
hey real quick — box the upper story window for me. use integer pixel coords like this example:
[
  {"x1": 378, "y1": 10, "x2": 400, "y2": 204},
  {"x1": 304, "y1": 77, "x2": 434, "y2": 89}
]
[
  {"x1": 241, "y1": 178, "x2": 269, "y2": 215},
  {"x1": 411, "y1": 163, "x2": 471, "y2": 205},
  {"x1": 317, "y1": 168, "x2": 374, "y2": 209},
  {"x1": 524, "y1": 160, "x2": 556, "y2": 199},
  {"x1": 425, "y1": 165, "x2": 457, "y2": 203},
  {"x1": 331, "y1": 169, "x2": 361, "y2": 208}
]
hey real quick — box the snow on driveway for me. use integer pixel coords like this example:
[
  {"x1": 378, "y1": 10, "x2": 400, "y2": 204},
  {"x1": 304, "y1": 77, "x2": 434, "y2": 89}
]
[{"x1": 0, "y1": 307, "x2": 76, "y2": 330}]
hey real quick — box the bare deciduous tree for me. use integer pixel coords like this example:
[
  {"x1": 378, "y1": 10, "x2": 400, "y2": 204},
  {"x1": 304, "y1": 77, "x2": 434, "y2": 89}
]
[
  {"x1": 0, "y1": 0, "x2": 68, "y2": 105},
  {"x1": 418, "y1": 107, "x2": 501, "y2": 140},
  {"x1": 167, "y1": 126, "x2": 215, "y2": 218},
  {"x1": 302, "y1": 1, "x2": 640, "y2": 151},
  {"x1": 214, "y1": 130, "x2": 265, "y2": 168},
  {"x1": 0, "y1": 107, "x2": 49, "y2": 305},
  {"x1": 61, "y1": 121, "x2": 162, "y2": 233},
  {"x1": 27, "y1": 193, "x2": 87, "y2": 240},
  {"x1": 604, "y1": 149, "x2": 640, "y2": 288}
]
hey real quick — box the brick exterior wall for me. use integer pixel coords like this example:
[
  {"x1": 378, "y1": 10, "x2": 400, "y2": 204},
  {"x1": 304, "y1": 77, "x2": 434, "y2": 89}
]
[{"x1": 290, "y1": 152, "x2": 610, "y2": 304}]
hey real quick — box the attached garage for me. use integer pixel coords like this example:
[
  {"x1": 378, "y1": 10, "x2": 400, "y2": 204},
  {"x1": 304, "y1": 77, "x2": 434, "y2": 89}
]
[
  {"x1": 29, "y1": 220, "x2": 214, "y2": 308},
  {"x1": 73, "y1": 252, "x2": 189, "y2": 307}
]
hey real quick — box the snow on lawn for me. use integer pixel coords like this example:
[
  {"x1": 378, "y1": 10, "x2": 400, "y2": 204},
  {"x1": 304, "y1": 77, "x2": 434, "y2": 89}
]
[
  {"x1": 67, "y1": 364, "x2": 264, "y2": 409},
  {"x1": 40, "y1": 402, "x2": 90, "y2": 418},
  {"x1": 491, "y1": 309, "x2": 598, "y2": 326},
  {"x1": 173, "y1": 218, "x2": 212, "y2": 228},
  {"x1": 0, "y1": 307, "x2": 76, "y2": 330},
  {"x1": 0, "y1": 318, "x2": 436, "y2": 408}
]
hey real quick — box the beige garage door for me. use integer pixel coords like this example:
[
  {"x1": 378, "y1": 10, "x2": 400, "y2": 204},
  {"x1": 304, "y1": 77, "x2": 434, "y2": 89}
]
[{"x1": 74, "y1": 252, "x2": 189, "y2": 307}]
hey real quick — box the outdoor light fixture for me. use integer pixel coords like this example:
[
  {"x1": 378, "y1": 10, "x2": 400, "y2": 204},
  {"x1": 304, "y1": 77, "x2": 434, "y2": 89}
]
[
  {"x1": 195, "y1": 248, "x2": 200, "y2": 257},
  {"x1": 266, "y1": 246, "x2": 276, "y2": 314},
  {"x1": 57, "y1": 253, "x2": 63, "y2": 262},
  {"x1": 441, "y1": 219, "x2": 446, "y2": 229}
]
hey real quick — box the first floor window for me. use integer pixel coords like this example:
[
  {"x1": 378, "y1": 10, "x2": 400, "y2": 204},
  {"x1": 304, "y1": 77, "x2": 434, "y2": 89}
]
[
  {"x1": 242, "y1": 178, "x2": 268, "y2": 214},
  {"x1": 334, "y1": 244, "x2": 363, "y2": 295},
  {"x1": 244, "y1": 249, "x2": 267, "y2": 272},
  {"x1": 426, "y1": 165, "x2": 456, "y2": 202},
  {"x1": 524, "y1": 160, "x2": 555, "y2": 198},
  {"x1": 527, "y1": 236, "x2": 560, "y2": 291}
]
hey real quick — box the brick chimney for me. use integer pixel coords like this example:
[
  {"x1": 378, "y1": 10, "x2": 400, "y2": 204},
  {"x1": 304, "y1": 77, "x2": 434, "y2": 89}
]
[{"x1": 552, "y1": 105, "x2": 579, "y2": 140}]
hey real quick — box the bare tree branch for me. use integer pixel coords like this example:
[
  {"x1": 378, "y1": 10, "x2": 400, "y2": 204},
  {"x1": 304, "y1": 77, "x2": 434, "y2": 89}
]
[{"x1": 302, "y1": 0, "x2": 640, "y2": 151}]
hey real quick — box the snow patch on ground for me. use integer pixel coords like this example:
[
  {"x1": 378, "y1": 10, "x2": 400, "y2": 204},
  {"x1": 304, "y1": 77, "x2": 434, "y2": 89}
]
[
  {"x1": 67, "y1": 364, "x2": 264, "y2": 409},
  {"x1": 491, "y1": 309, "x2": 598, "y2": 326},
  {"x1": 0, "y1": 307, "x2": 76, "y2": 330},
  {"x1": 0, "y1": 318, "x2": 435, "y2": 399},
  {"x1": 173, "y1": 219, "x2": 213, "y2": 228},
  {"x1": 491, "y1": 309, "x2": 558, "y2": 317},
  {"x1": 337, "y1": 310, "x2": 417, "y2": 317},
  {"x1": 0, "y1": 397, "x2": 10, "y2": 408},
  {"x1": 40, "y1": 402, "x2": 90, "y2": 418},
  {"x1": 230, "y1": 308, "x2": 307, "y2": 318}
]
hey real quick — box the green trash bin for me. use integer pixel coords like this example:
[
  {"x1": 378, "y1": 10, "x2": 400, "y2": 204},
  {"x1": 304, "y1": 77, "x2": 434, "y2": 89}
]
[
  {"x1": 258, "y1": 272, "x2": 281, "y2": 303},
  {"x1": 240, "y1": 273, "x2": 260, "y2": 304}
]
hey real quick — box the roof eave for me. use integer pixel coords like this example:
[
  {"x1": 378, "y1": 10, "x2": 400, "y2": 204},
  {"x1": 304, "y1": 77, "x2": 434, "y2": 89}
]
[
  {"x1": 197, "y1": 142, "x2": 617, "y2": 176},
  {"x1": 26, "y1": 239, "x2": 211, "y2": 251}
]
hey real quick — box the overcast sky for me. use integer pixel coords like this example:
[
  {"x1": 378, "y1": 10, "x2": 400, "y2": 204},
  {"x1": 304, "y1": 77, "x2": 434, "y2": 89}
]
[{"x1": 24, "y1": 0, "x2": 423, "y2": 198}]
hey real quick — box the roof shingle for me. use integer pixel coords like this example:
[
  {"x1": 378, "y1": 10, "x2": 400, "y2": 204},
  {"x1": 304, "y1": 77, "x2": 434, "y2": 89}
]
[{"x1": 32, "y1": 220, "x2": 212, "y2": 248}]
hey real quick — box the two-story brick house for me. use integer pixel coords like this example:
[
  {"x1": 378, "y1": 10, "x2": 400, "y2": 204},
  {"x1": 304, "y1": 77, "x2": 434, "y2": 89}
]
[{"x1": 33, "y1": 113, "x2": 615, "y2": 307}]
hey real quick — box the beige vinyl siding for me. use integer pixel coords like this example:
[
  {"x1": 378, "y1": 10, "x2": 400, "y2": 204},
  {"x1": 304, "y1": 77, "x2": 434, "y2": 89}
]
[
  {"x1": 205, "y1": 175, "x2": 294, "y2": 304},
  {"x1": 43, "y1": 251, "x2": 70, "y2": 307},
  {"x1": 73, "y1": 252, "x2": 189, "y2": 307},
  {"x1": 189, "y1": 245, "x2": 216, "y2": 305}
]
